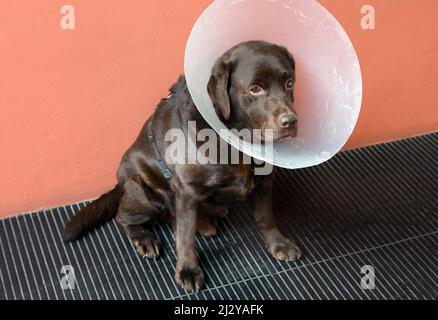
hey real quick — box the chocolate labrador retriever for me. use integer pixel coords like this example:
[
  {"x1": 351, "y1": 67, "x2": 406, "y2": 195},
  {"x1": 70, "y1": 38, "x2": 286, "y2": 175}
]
[{"x1": 64, "y1": 40, "x2": 302, "y2": 292}]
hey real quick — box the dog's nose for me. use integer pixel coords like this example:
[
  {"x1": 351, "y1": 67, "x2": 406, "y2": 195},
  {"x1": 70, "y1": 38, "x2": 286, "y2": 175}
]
[{"x1": 278, "y1": 113, "x2": 297, "y2": 129}]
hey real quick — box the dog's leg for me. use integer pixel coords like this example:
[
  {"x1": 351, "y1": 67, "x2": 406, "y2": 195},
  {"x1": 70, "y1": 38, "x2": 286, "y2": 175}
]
[
  {"x1": 201, "y1": 203, "x2": 229, "y2": 218},
  {"x1": 251, "y1": 174, "x2": 302, "y2": 261},
  {"x1": 174, "y1": 192, "x2": 204, "y2": 292},
  {"x1": 196, "y1": 203, "x2": 230, "y2": 236},
  {"x1": 115, "y1": 178, "x2": 161, "y2": 259},
  {"x1": 197, "y1": 211, "x2": 217, "y2": 237}
]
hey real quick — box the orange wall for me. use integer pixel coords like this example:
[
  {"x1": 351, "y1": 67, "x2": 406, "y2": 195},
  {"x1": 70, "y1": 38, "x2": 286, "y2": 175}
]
[{"x1": 1, "y1": 0, "x2": 437, "y2": 217}]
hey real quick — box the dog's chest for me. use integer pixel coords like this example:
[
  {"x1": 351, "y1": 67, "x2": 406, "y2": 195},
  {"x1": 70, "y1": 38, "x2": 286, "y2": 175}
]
[{"x1": 209, "y1": 165, "x2": 255, "y2": 203}]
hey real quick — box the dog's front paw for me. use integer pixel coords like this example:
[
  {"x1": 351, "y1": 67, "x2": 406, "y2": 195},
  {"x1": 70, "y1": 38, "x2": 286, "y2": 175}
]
[
  {"x1": 175, "y1": 265, "x2": 205, "y2": 293},
  {"x1": 268, "y1": 238, "x2": 302, "y2": 262}
]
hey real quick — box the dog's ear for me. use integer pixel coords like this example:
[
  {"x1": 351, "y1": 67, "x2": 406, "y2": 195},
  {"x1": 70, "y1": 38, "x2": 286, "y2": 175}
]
[
  {"x1": 207, "y1": 57, "x2": 232, "y2": 121},
  {"x1": 279, "y1": 46, "x2": 295, "y2": 71}
]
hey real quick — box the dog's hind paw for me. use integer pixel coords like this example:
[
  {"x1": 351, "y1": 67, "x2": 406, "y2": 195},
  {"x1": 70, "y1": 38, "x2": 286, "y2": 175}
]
[
  {"x1": 197, "y1": 212, "x2": 217, "y2": 237},
  {"x1": 133, "y1": 237, "x2": 161, "y2": 259}
]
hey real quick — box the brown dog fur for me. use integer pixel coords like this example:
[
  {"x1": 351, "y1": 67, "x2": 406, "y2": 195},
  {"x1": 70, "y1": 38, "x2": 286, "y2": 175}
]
[{"x1": 64, "y1": 41, "x2": 302, "y2": 292}]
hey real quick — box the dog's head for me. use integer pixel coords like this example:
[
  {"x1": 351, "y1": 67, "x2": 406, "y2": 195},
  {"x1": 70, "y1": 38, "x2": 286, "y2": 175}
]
[{"x1": 208, "y1": 40, "x2": 297, "y2": 142}]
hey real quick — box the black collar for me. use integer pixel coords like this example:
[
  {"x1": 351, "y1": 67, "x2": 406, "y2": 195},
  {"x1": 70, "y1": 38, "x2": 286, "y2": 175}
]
[{"x1": 146, "y1": 115, "x2": 173, "y2": 180}]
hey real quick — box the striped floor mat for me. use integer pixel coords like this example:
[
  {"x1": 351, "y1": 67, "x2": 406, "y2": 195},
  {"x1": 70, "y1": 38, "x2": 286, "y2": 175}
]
[{"x1": 0, "y1": 133, "x2": 437, "y2": 300}]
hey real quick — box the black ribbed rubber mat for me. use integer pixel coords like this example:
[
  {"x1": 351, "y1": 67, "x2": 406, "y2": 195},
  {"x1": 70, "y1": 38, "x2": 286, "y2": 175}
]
[{"x1": 0, "y1": 133, "x2": 437, "y2": 300}]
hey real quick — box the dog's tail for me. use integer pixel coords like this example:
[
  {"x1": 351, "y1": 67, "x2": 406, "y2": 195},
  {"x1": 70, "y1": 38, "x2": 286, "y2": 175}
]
[{"x1": 63, "y1": 184, "x2": 123, "y2": 242}]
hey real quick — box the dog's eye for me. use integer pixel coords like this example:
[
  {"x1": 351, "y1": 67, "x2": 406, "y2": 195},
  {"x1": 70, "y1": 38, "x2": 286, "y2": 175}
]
[
  {"x1": 286, "y1": 79, "x2": 295, "y2": 90},
  {"x1": 249, "y1": 85, "x2": 263, "y2": 95}
]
